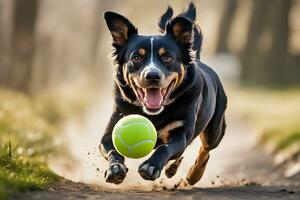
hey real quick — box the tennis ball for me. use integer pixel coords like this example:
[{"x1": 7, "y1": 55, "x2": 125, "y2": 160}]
[{"x1": 112, "y1": 114, "x2": 157, "y2": 159}]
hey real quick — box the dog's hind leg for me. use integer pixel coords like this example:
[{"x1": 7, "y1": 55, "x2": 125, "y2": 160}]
[
  {"x1": 186, "y1": 138, "x2": 210, "y2": 185},
  {"x1": 165, "y1": 157, "x2": 183, "y2": 178},
  {"x1": 186, "y1": 84, "x2": 227, "y2": 185},
  {"x1": 186, "y1": 114, "x2": 226, "y2": 185}
]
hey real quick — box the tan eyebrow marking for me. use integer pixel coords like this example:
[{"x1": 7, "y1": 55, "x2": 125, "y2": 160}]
[
  {"x1": 158, "y1": 48, "x2": 166, "y2": 56},
  {"x1": 138, "y1": 48, "x2": 146, "y2": 56}
]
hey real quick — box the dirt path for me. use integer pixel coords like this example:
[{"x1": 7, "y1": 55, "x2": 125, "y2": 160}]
[{"x1": 11, "y1": 99, "x2": 300, "y2": 200}]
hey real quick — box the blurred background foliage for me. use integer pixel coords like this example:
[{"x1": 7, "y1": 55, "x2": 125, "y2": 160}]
[
  {"x1": 0, "y1": 0, "x2": 300, "y2": 197},
  {"x1": 1, "y1": 0, "x2": 300, "y2": 92}
]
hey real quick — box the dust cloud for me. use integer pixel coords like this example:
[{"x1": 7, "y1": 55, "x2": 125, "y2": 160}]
[{"x1": 49, "y1": 87, "x2": 258, "y2": 191}]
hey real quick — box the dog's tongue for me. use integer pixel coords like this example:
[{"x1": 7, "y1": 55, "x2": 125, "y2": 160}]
[{"x1": 144, "y1": 88, "x2": 163, "y2": 109}]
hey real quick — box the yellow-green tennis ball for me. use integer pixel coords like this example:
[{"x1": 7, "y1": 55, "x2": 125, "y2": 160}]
[{"x1": 112, "y1": 114, "x2": 157, "y2": 159}]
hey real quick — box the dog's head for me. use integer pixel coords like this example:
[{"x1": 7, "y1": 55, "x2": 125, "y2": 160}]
[{"x1": 104, "y1": 11, "x2": 194, "y2": 115}]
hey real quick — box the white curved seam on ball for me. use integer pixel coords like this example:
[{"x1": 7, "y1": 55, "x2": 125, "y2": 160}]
[
  {"x1": 119, "y1": 122, "x2": 155, "y2": 141},
  {"x1": 120, "y1": 122, "x2": 151, "y2": 129},
  {"x1": 128, "y1": 146, "x2": 132, "y2": 154},
  {"x1": 129, "y1": 139, "x2": 155, "y2": 149},
  {"x1": 117, "y1": 129, "x2": 130, "y2": 149}
]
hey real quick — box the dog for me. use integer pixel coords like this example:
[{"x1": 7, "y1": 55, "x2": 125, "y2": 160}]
[{"x1": 99, "y1": 3, "x2": 227, "y2": 185}]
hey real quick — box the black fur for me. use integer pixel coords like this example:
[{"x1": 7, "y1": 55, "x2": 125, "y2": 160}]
[
  {"x1": 99, "y1": 3, "x2": 227, "y2": 185},
  {"x1": 158, "y1": 6, "x2": 173, "y2": 33}
]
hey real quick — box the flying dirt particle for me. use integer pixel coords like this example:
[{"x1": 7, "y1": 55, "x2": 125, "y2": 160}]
[
  {"x1": 244, "y1": 181, "x2": 261, "y2": 186},
  {"x1": 159, "y1": 178, "x2": 164, "y2": 185},
  {"x1": 281, "y1": 189, "x2": 295, "y2": 194},
  {"x1": 216, "y1": 175, "x2": 220, "y2": 178},
  {"x1": 96, "y1": 168, "x2": 100, "y2": 171},
  {"x1": 173, "y1": 183, "x2": 178, "y2": 189},
  {"x1": 88, "y1": 152, "x2": 90, "y2": 155},
  {"x1": 211, "y1": 181, "x2": 215, "y2": 185}
]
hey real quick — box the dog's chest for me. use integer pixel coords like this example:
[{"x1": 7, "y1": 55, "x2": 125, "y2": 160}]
[{"x1": 157, "y1": 120, "x2": 184, "y2": 143}]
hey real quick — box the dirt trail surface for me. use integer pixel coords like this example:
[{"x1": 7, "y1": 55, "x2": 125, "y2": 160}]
[{"x1": 11, "y1": 98, "x2": 300, "y2": 200}]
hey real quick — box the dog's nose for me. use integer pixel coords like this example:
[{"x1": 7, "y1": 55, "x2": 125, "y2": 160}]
[{"x1": 144, "y1": 70, "x2": 162, "y2": 82}]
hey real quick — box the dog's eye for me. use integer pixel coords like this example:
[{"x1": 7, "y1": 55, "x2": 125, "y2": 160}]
[
  {"x1": 131, "y1": 55, "x2": 143, "y2": 63},
  {"x1": 162, "y1": 55, "x2": 174, "y2": 63}
]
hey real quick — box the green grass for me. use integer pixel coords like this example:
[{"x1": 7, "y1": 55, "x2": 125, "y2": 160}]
[
  {"x1": 0, "y1": 142, "x2": 59, "y2": 198},
  {"x1": 0, "y1": 87, "x2": 92, "y2": 199},
  {"x1": 0, "y1": 89, "x2": 59, "y2": 199},
  {"x1": 229, "y1": 87, "x2": 300, "y2": 160},
  {"x1": 261, "y1": 129, "x2": 300, "y2": 153}
]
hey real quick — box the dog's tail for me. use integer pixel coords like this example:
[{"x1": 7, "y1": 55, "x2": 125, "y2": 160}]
[{"x1": 158, "y1": 3, "x2": 203, "y2": 60}]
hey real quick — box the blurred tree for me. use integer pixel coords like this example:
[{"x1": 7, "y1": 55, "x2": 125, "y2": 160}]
[
  {"x1": 240, "y1": 0, "x2": 299, "y2": 86},
  {"x1": 0, "y1": 0, "x2": 14, "y2": 86},
  {"x1": 31, "y1": 0, "x2": 105, "y2": 92},
  {"x1": 1, "y1": 0, "x2": 114, "y2": 93},
  {"x1": 9, "y1": 0, "x2": 38, "y2": 91},
  {"x1": 215, "y1": 0, "x2": 238, "y2": 53}
]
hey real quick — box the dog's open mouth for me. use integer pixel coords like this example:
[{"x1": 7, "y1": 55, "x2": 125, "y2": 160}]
[{"x1": 134, "y1": 80, "x2": 175, "y2": 113}]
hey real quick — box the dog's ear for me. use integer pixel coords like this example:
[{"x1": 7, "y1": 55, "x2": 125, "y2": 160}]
[
  {"x1": 158, "y1": 6, "x2": 173, "y2": 33},
  {"x1": 166, "y1": 17, "x2": 193, "y2": 46},
  {"x1": 166, "y1": 17, "x2": 194, "y2": 63},
  {"x1": 104, "y1": 11, "x2": 137, "y2": 47}
]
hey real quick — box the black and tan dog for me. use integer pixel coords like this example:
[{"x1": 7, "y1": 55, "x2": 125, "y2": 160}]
[{"x1": 99, "y1": 3, "x2": 227, "y2": 185}]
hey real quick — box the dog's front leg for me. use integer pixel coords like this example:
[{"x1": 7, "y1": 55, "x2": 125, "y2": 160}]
[
  {"x1": 138, "y1": 126, "x2": 193, "y2": 181},
  {"x1": 99, "y1": 109, "x2": 128, "y2": 184}
]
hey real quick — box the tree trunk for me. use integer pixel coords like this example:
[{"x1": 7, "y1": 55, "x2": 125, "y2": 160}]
[
  {"x1": 240, "y1": 0, "x2": 294, "y2": 86},
  {"x1": 9, "y1": 0, "x2": 38, "y2": 92},
  {"x1": 266, "y1": 0, "x2": 292, "y2": 84},
  {"x1": 215, "y1": 0, "x2": 238, "y2": 53},
  {"x1": 0, "y1": 0, "x2": 14, "y2": 86},
  {"x1": 240, "y1": 0, "x2": 269, "y2": 85},
  {"x1": 31, "y1": 0, "x2": 104, "y2": 92}
]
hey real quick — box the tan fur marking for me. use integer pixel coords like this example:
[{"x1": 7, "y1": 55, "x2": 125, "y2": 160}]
[
  {"x1": 162, "y1": 72, "x2": 178, "y2": 88},
  {"x1": 177, "y1": 64, "x2": 185, "y2": 88},
  {"x1": 173, "y1": 24, "x2": 182, "y2": 38},
  {"x1": 122, "y1": 64, "x2": 130, "y2": 85},
  {"x1": 112, "y1": 21, "x2": 128, "y2": 43},
  {"x1": 158, "y1": 121, "x2": 184, "y2": 143},
  {"x1": 186, "y1": 134, "x2": 210, "y2": 185},
  {"x1": 125, "y1": 74, "x2": 142, "y2": 107},
  {"x1": 158, "y1": 48, "x2": 166, "y2": 56},
  {"x1": 115, "y1": 79, "x2": 132, "y2": 103},
  {"x1": 172, "y1": 23, "x2": 191, "y2": 42},
  {"x1": 138, "y1": 48, "x2": 146, "y2": 56}
]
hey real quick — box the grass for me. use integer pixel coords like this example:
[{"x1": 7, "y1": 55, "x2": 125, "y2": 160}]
[
  {"x1": 0, "y1": 86, "x2": 92, "y2": 199},
  {"x1": 0, "y1": 142, "x2": 59, "y2": 198},
  {"x1": 229, "y1": 87, "x2": 300, "y2": 162},
  {"x1": 261, "y1": 129, "x2": 300, "y2": 152}
]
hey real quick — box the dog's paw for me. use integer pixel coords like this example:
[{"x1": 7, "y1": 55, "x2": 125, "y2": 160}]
[
  {"x1": 138, "y1": 162, "x2": 161, "y2": 181},
  {"x1": 104, "y1": 162, "x2": 128, "y2": 184},
  {"x1": 165, "y1": 157, "x2": 183, "y2": 178}
]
